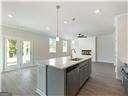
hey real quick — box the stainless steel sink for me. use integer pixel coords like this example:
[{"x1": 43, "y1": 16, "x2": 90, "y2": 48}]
[{"x1": 70, "y1": 58, "x2": 82, "y2": 61}]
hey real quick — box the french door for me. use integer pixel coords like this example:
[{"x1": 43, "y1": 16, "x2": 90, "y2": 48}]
[
  {"x1": 20, "y1": 40, "x2": 32, "y2": 67},
  {"x1": 3, "y1": 37, "x2": 33, "y2": 71},
  {"x1": 4, "y1": 38, "x2": 18, "y2": 70}
]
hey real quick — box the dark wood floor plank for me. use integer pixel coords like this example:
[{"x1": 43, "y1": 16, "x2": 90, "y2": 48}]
[{"x1": 78, "y1": 62, "x2": 126, "y2": 96}]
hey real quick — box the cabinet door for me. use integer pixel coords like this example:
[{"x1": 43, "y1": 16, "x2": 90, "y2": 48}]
[
  {"x1": 79, "y1": 59, "x2": 91, "y2": 87},
  {"x1": 89, "y1": 59, "x2": 92, "y2": 75},
  {"x1": 66, "y1": 68, "x2": 79, "y2": 96},
  {"x1": 79, "y1": 66, "x2": 85, "y2": 86},
  {"x1": 123, "y1": 76, "x2": 128, "y2": 95},
  {"x1": 84, "y1": 64, "x2": 89, "y2": 80},
  {"x1": 79, "y1": 64, "x2": 88, "y2": 86}
]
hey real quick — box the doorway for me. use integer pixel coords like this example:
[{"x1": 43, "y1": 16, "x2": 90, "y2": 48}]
[{"x1": 3, "y1": 37, "x2": 33, "y2": 71}]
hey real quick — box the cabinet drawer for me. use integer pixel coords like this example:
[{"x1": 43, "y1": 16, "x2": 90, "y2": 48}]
[
  {"x1": 79, "y1": 64, "x2": 88, "y2": 69},
  {"x1": 79, "y1": 63, "x2": 88, "y2": 68},
  {"x1": 66, "y1": 64, "x2": 79, "y2": 73}
]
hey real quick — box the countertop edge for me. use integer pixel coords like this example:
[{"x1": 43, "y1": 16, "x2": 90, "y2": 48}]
[{"x1": 37, "y1": 56, "x2": 92, "y2": 70}]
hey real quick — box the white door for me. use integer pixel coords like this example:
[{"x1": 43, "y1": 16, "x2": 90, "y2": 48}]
[
  {"x1": 4, "y1": 38, "x2": 19, "y2": 70},
  {"x1": 21, "y1": 40, "x2": 33, "y2": 67},
  {"x1": 3, "y1": 37, "x2": 33, "y2": 71}
]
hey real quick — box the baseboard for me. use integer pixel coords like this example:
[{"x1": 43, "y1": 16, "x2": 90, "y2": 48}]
[{"x1": 94, "y1": 61, "x2": 114, "y2": 64}]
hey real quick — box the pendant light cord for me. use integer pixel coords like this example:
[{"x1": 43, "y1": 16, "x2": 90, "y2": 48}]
[{"x1": 56, "y1": 5, "x2": 60, "y2": 37}]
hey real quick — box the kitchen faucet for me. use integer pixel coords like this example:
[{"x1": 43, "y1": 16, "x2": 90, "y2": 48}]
[{"x1": 71, "y1": 48, "x2": 76, "y2": 59}]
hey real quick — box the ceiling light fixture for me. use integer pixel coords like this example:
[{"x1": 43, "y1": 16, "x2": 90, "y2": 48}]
[
  {"x1": 8, "y1": 11, "x2": 15, "y2": 18},
  {"x1": 8, "y1": 14, "x2": 13, "y2": 18},
  {"x1": 46, "y1": 26, "x2": 50, "y2": 31},
  {"x1": 77, "y1": 34, "x2": 87, "y2": 38},
  {"x1": 94, "y1": 9, "x2": 101, "y2": 14},
  {"x1": 72, "y1": 17, "x2": 76, "y2": 21},
  {"x1": 56, "y1": 5, "x2": 61, "y2": 41},
  {"x1": 64, "y1": 20, "x2": 68, "y2": 24}
]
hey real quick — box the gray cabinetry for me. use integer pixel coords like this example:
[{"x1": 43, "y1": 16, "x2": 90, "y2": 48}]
[
  {"x1": 122, "y1": 67, "x2": 128, "y2": 95},
  {"x1": 45, "y1": 58, "x2": 92, "y2": 96},
  {"x1": 66, "y1": 64, "x2": 79, "y2": 96},
  {"x1": 88, "y1": 59, "x2": 92, "y2": 76},
  {"x1": 123, "y1": 76, "x2": 128, "y2": 95},
  {"x1": 79, "y1": 62, "x2": 89, "y2": 86},
  {"x1": 66, "y1": 59, "x2": 92, "y2": 96},
  {"x1": 79, "y1": 59, "x2": 91, "y2": 87}
]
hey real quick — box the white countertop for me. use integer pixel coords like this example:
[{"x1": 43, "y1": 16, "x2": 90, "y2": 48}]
[{"x1": 37, "y1": 56, "x2": 91, "y2": 69}]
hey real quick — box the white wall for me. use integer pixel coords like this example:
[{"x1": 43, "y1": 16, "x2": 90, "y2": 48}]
[
  {"x1": 97, "y1": 34, "x2": 114, "y2": 63},
  {"x1": 1, "y1": 26, "x2": 71, "y2": 64},
  {"x1": 0, "y1": 26, "x2": 2, "y2": 67},
  {"x1": 115, "y1": 14, "x2": 128, "y2": 79},
  {"x1": 71, "y1": 36, "x2": 96, "y2": 61},
  {"x1": 0, "y1": 36, "x2": 2, "y2": 66}
]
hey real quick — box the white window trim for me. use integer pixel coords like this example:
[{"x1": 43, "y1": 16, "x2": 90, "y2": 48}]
[{"x1": 2, "y1": 35, "x2": 34, "y2": 71}]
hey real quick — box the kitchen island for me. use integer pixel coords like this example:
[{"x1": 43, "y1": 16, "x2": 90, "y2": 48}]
[{"x1": 36, "y1": 56, "x2": 92, "y2": 96}]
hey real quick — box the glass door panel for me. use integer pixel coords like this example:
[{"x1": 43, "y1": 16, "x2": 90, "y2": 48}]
[
  {"x1": 22, "y1": 41, "x2": 31, "y2": 65},
  {"x1": 3, "y1": 38, "x2": 33, "y2": 71},
  {"x1": 6, "y1": 39, "x2": 18, "y2": 66}
]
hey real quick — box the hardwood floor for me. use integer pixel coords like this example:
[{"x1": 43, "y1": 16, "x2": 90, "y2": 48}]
[
  {"x1": 1, "y1": 67, "x2": 39, "y2": 96},
  {"x1": 1, "y1": 62, "x2": 126, "y2": 96},
  {"x1": 78, "y1": 62, "x2": 126, "y2": 96}
]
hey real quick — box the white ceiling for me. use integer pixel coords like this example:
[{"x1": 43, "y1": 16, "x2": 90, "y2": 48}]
[{"x1": 2, "y1": 1, "x2": 128, "y2": 39}]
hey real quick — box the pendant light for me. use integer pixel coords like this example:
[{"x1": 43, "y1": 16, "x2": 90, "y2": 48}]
[{"x1": 56, "y1": 5, "x2": 60, "y2": 41}]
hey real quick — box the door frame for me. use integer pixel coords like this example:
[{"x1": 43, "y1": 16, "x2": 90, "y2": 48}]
[
  {"x1": 2, "y1": 35, "x2": 34, "y2": 71},
  {"x1": 3, "y1": 36, "x2": 20, "y2": 71}
]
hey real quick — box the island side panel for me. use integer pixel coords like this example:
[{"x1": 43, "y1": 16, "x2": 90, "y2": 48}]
[
  {"x1": 46, "y1": 65, "x2": 65, "y2": 96},
  {"x1": 36, "y1": 64, "x2": 47, "y2": 96}
]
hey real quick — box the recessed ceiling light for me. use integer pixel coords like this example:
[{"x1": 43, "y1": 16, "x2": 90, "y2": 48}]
[
  {"x1": 8, "y1": 14, "x2": 13, "y2": 18},
  {"x1": 94, "y1": 9, "x2": 101, "y2": 14},
  {"x1": 8, "y1": 11, "x2": 16, "y2": 18},
  {"x1": 46, "y1": 26, "x2": 50, "y2": 31},
  {"x1": 64, "y1": 20, "x2": 68, "y2": 24}
]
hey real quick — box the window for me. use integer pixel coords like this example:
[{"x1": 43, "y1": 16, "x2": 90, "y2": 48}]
[
  {"x1": 63, "y1": 40, "x2": 68, "y2": 52},
  {"x1": 49, "y1": 38, "x2": 56, "y2": 53},
  {"x1": 22, "y1": 41, "x2": 31, "y2": 64},
  {"x1": 3, "y1": 37, "x2": 33, "y2": 70},
  {"x1": 6, "y1": 39, "x2": 18, "y2": 66}
]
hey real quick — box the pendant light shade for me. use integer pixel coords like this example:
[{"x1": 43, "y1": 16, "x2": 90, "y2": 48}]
[{"x1": 56, "y1": 36, "x2": 60, "y2": 41}]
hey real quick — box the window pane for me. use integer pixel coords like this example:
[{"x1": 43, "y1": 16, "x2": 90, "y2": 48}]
[
  {"x1": 63, "y1": 40, "x2": 67, "y2": 52},
  {"x1": 49, "y1": 38, "x2": 56, "y2": 53},
  {"x1": 6, "y1": 39, "x2": 17, "y2": 66},
  {"x1": 22, "y1": 41, "x2": 31, "y2": 64}
]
